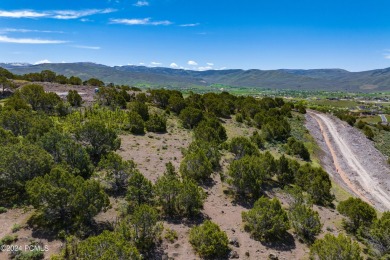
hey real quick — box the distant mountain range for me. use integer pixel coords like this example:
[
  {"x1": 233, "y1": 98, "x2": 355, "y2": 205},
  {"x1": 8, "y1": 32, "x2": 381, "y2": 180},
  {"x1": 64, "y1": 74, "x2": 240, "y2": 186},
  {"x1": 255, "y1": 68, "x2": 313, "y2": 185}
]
[{"x1": 2, "y1": 62, "x2": 390, "y2": 92}]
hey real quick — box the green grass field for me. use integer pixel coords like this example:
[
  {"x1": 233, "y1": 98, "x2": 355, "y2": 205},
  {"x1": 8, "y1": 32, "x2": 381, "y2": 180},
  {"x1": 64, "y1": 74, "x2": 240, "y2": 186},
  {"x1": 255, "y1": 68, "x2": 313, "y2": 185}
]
[
  {"x1": 361, "y1": 115, "x2": 382, "y2": 124},
  {"x1": 309, "y1": 99, "x2": 359, "y2": 108}
]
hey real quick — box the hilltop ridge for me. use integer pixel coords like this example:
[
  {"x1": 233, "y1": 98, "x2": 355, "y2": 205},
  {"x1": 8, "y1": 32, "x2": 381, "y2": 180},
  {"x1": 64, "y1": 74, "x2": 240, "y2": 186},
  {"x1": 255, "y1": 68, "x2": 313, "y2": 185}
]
[{"x1": 2, "y1": 62, "x2": 390, "y2": 92}]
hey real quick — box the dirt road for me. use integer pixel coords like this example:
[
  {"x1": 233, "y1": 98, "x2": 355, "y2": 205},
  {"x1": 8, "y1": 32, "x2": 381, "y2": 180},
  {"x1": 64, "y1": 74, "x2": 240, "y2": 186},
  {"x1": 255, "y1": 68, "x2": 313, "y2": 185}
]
[{"x1": 306, "y1": 110, "x2": 390, "y2": 211}]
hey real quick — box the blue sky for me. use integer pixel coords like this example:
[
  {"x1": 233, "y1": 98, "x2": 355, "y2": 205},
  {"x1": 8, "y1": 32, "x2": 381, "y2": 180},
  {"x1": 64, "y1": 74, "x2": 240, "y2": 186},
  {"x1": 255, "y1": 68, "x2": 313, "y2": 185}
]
[{"x1": 0, "y1": 0, "x2": 390, "y2": 71}]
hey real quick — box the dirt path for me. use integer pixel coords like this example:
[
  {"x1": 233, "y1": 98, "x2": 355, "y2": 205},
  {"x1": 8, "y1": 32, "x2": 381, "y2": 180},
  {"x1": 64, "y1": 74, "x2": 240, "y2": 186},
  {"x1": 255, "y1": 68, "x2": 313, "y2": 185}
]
[{"x1": 307, "y1": 110, "x2": 390, "y2": 211}]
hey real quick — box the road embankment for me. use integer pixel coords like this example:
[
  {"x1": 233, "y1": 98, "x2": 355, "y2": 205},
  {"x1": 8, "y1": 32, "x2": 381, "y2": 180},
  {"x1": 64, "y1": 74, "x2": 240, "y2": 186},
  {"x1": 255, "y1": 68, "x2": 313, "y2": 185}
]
[{"x1": 306, "y1": 110, "x2": 390, "y2": 211}]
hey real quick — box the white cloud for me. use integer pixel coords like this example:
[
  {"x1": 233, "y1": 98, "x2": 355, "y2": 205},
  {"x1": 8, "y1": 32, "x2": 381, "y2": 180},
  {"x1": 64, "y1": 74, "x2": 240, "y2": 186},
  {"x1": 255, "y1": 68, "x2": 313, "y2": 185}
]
[
  {"x1": 0, "y1": 9, "x2": 116, "y2": 19},
  {"x1": 51, "y1": 9, "x2": 116, "y2": 20},
  {"x1": 206, "y1": 62, "x2": 214, "y2": 66},
  {"x1": 0, "y1": 10, "x2": 48, "y2": 18},
  {"x1": 1, "y1": 28, "x2": 64, "y2": 33},
  {"x1": 180, "y1": 23, "x2": 200, "y2": 27},
  {"x1": 0, "y1": 35, "x2": 67, "y2": 44},
  {"x1": 35, "y1": 59, "x2": 51, "y2": 64},
  {"x1": 170, "y1": 63, "x2": 179, "y2": 68},
  {"x1": 71, "y1": 45, "x2": 100, "y2": 50},
  {"x1": 151, "y1": 61, "x2": 162, "y2": 66},
  {"x1": 187, "y1": 60, "x2": 198, "y2": 66},
  {"x1": 110, "y1": 18, "x2": 172, "y2": 26},
  {"x1": 139, "y1": 62, "x2": 145, "y2": 65},
  {"x1": 133, "y1": 1, "x2": 149, "y2": 7},
  {"x1": 197, "y1": 66, "x2": 213, "y2": 71}
]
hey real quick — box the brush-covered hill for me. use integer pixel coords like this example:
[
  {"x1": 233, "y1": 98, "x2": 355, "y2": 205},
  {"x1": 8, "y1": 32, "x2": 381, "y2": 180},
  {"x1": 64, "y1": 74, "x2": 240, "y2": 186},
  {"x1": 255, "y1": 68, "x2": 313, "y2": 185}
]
[{"x1": 2, "y1": 62, "x2": 390, "y2": 91}]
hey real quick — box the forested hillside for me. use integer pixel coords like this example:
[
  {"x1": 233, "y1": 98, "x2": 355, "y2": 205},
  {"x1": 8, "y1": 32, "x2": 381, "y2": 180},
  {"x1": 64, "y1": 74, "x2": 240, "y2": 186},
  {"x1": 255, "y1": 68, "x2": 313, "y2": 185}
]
[
  {"x1": 3, "y1": 62, "x2": 390, "y2": 92},
  {"x1": 0, "y1": 67, "x2": 389, "y2": 260}
]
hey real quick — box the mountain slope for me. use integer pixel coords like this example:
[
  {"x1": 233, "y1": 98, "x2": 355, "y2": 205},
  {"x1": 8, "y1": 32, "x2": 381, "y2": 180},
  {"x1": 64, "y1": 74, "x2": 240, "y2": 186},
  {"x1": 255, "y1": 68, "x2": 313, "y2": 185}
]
[{"x1": 2, "y1": 62, "x2": 390, "y2": 92}]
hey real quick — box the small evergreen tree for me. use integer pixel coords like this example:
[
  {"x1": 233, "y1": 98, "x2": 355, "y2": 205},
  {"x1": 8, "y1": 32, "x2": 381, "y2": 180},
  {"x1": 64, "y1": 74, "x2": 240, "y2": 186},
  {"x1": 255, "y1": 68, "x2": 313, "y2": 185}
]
[
  {"x1": 363, "y1": 125, "x2": 374, "y2": 140},
  {"x1": 228, "y1": 155, "x2": 273, "y2": 198},
  {"x1": 67, "y1": 90, "x2": 82, "y2": 107},
  {"x1": 176, "y1": 179, "x2": 206, "y2": 217},
  {"x1": 130, "y1": 204, "x2": 162, "y2": 251},
  {"x1": 179, "y1": 107, "x2": 203, "y2": 129},
  {"x1": 180, "y1": 150, "x2": 213, "y2": 182},
  {"x1": 289, "y1": 204, "x2": 322, "y2": 243},
  {"x1": 337, "y1": 197, "x2": 377, "y2": 234},
  {"x1": 126, "y1": 170, "x2": 154, "y2": 208},
  {"x1": 367, "y1": 211, "x2": 390, "y2": 258},
  {"x1": 310, "y1": 233, "x2": 362, "y2": 260},
  {"x1": 26, "y1": 167, "x2": 109, "y2": 231},
  {"x1": 126, "y1": 111, "x2": 145, "y2": 135},
  {"x1": 242, "y1": 197, "x2": 290, "y2": 241},
  {"x1": 97, "y1": 152, "x2": 136, "y2": 195},
  {"x1": 145, "y1": 114, "x2": 167, "y2": 133},
  {"x1": 189, "y1": 220, "x2": 229, "y2": 258},
  {"x1": 58, "y1": 231, "x2": 141, "y2": 260},
  {"x1": 229, "y1": 136, "x2": 259, "y2": 159},
  {"x1": 76, "y1": 120, "x2": 121, "y2": 163}
]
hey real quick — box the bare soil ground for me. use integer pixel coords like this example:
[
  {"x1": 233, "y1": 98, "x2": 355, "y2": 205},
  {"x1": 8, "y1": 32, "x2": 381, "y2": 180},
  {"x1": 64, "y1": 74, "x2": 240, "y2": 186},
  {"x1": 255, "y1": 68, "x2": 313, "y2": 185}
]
[
  {"x1": 306, "y1": 110, "x2": 390, "y2": 211},
  {"x1": 0, "y1": 208, "x2": 63, "y2": 260},
  {"x1": 118, "y1": 117, "x2": 192, "y2": 183}
]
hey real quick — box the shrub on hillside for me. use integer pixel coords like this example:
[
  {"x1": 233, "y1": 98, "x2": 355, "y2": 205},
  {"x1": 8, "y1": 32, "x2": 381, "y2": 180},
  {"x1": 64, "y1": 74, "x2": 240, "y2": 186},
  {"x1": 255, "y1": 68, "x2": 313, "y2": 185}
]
[
  {"x1": 337, "y1": 197, "x2": 377, "y2": 234},
  {"x1": 126, "y1": 111, "x2": 145, "y2": 135},
  {"x1": 242, "y1": 197, "x2": 290, "y2": 241},
  {"x1": 179, "y1": 107, "x2": 203, "y2": 129},
  {"x1": 310, "y1": 233, "x2": 362, "y2": 260},
  {"x1": 145, "y1": 114, "x2": 167, "y2": 133},
  {"x1": 189, "y1": 220, "x2": 229, "y2": 258}
]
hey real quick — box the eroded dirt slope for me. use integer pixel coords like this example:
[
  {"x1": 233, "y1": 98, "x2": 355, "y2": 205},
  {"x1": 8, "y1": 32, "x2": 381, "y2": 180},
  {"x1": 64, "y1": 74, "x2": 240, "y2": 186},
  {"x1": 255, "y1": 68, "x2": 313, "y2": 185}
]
[{"x1": 306, "y1": 110, "x2": 390, "y2": 211}]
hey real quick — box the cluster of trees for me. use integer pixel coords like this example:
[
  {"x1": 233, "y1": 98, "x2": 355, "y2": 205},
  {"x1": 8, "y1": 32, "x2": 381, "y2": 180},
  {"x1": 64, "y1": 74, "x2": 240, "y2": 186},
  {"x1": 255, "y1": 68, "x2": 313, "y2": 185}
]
[
  {"x1": 22, "y1": 70, "x2": 84, "y2": 85},
  {"x1": 155, "y1": 163, "x2": 206, "y2": 217},
  {"x1": 38, "y1": 157, "x2": 207, "y2": 259},
  {"x1": 332, "y1": 110, "x2": 384, "y2": 141},
  {"x1": 0, "y1": 67, "x2": 145, "y2": 93},
  {"x1": 54, "y1": 204, "x2": 162, "y2": 258},
  {"x1": 27, "y1": 167, "x2": 110, "y2": 231},
  {"x1": 15, "y1": 84, "x2": 66, "y2": 114},
  {"x1": 96, "y1": 86, "x2": 131, "y2": 108},
  {"x1": 126, "y1": 105, "x2": 167, "y2": 135},
  {"x1": 286, "y1": 137, "x2": 310, "y2": 161},
  {"x1": 226, "y1": 137, "x2": 333, "y2": 205},
  {"x1": 0, "y1": 84, "x2": 125, "y2": 238},
  {"x1": 335, "y1": 197, "x2": 390, "y2": 258},
  {"x1": 0, "y1": 83, "x2": 210, "y2": 257},
  {"x1": 95, "y1": 88, "x2": 168, "y2": 135},
  {"x1": 287, "y1": 187, "x2": 322, "y2": 243},
  {"x1": 146, "y1": 89, "x2": 300, "y2": 145},
  {"x1": 334, "y1": 110, "x2": 357, "y2": 126},
  {"x1": 242, "y1": 192, "x2": 322, "y2": 245}
]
